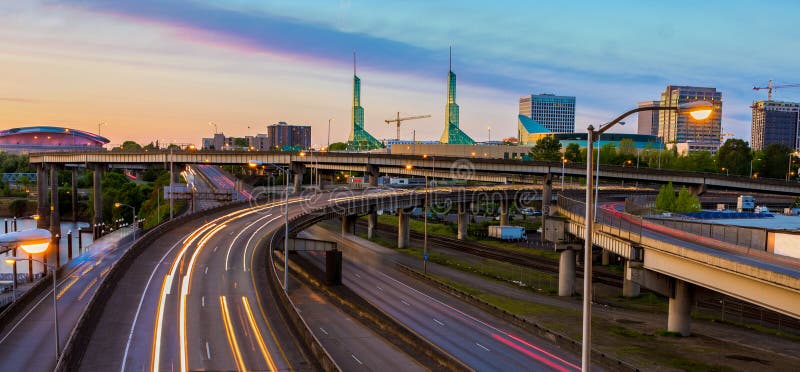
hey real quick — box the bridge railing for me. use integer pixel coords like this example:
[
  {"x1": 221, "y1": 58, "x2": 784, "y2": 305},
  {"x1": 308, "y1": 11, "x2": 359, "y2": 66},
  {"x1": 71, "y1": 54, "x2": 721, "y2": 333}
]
[{"x1": 556, "y1": 194, "x2": 646, "y2": 246}]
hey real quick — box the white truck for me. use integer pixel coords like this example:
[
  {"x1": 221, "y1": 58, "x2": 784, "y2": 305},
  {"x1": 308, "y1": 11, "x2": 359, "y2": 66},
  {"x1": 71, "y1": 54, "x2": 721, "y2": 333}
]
[{"x1": 488, "y1": 225, "x2": 527, "y2": 241}]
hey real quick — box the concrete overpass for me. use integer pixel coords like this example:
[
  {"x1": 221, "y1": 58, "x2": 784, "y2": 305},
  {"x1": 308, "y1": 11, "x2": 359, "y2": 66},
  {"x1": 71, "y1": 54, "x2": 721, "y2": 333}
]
[
  {"x1": 29, "y1": 150, "x2": 800, "y2": 195},
  {"x1": 546, "y1": 195, "x2": 800, "y2": 335}
]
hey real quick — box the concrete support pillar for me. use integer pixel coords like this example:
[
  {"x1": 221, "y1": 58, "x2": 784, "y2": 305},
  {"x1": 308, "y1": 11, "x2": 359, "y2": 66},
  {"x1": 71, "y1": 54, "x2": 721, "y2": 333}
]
[
  {"x1": 325, "y1": 250, "x2": 343, "y2": 286},
  {"x1": 367, "y1": 165, "x2": 379, "y2": 187},
  {"x1": 93, "y1": 165, "x2": 103, "y2": 238},
  {"x1": 540, "y1": 173, "x2": 552, "y2": 243},
  {"x1": 291, "y1": 162, "x2": 306, "y2": 194},
  {"x1": 457, "y1": 202, "x2": 469, "y2": 240},
  {"x1": 601, "y1": 250, "x2": 611, "y2": 266},
  {"x1": 668, "y1": 279, "x2": 694, "y2": 336},
  {"x1": 367, "y1": 212, "x2": 378, "y2": 240},
  {"x1": 341, "y1": 215, "x2": 356, "y2": 236},
  {"x1": 499, "y1": 199, "x2": 509, "y2": 226},
  {"x1": 71, "y1": 169, "x2": 78, "y2": 222},
  {"x1": 36, "y1": 165, "x2": 50, "y2": 229},
  {"x1": 398, "y1": 208, "x2": 410, "y2": 249},
  {"x1": 622, "y1": 259, "x2": 641, "y2": 298},
  {"x1": 558, "y1": 248, "x2": 576, "y2": 296}
]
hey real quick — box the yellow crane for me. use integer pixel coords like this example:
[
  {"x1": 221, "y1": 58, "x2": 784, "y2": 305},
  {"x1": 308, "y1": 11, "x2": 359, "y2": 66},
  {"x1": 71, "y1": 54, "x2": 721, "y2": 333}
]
[
  {"x1": 385, "y1": 112, "x2": 431, "y2": 140},
  {"x1": 753, "y1": 80, "x2": 800, "y2": 101}
]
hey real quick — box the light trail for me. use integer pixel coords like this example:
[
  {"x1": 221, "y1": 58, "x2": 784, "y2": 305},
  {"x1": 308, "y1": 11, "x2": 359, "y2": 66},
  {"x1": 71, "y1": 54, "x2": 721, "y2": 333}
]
[
  {"x1": 241, "y1": 296, "x2": 278, "y2": 371},
  {"x1": 242, "y1": 215, "x2": 281, "y2": 271},
  {"x1": 220, "y1": 296, "x2": 247, "y2": 371},
  {"x1": 225, "y1": 214, "x2": 273, "y2": 271}
]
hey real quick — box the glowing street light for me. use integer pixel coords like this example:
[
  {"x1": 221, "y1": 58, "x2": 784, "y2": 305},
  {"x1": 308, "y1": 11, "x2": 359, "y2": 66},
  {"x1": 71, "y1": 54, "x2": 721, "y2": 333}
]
[{"x1": 114, "y1": 202, "x2": 137, "y2": 240}]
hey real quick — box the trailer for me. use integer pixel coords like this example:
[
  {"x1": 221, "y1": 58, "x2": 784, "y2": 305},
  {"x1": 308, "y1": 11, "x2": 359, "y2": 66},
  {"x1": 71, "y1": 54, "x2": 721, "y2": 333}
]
[{"x1": 488, "y1": 225, "x2": 527, "y2": 241}]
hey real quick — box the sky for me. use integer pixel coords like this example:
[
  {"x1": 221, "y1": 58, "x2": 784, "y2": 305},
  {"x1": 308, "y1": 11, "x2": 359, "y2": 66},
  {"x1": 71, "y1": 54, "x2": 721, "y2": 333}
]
[{"x1": 1, "y1": 0, "x2": 798, "y2": 147}]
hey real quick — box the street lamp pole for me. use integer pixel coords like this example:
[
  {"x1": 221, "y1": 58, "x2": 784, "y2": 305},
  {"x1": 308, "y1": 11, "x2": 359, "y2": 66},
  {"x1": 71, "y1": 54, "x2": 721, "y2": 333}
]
[
  {"x1": 561, "y1": 157, "x2": 567, "y2": 191},
  {"x1": 424, "y1": 175, "x2": 429, "y2": 274},
  {"x1": 581, "y1": 101, "x2": 713, "y2": 371},
  {"x1": 114, "y1": 203, "x2": 137, "y2": 241}
]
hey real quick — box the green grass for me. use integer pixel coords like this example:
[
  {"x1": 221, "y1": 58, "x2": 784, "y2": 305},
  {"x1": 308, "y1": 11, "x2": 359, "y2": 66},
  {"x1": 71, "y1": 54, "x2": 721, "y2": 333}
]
[
  {"x1": 608, "y1": 292, "x2": 669, "y2": 313},
  {"x1": 610, "y1": 326, "x2": 655, "y2": 340},
  {"x1": 477, "y1": 293, "x2": 568, "y2": 317}
]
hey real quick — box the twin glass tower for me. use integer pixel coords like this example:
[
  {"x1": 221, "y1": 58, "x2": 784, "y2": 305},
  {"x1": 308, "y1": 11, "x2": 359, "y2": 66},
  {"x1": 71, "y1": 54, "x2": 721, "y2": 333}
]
[{"x1": 346, "y1": 48, "x2": 475, "y2": 150}]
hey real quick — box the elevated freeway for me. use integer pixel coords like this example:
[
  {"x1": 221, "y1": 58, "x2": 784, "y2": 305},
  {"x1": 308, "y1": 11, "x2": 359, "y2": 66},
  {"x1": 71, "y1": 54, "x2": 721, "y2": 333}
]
[
  {"x1": 548, "y1": 195, "x2": 800, "y2": 335},
  {"x1": 28, "y1": 150, "x2": 800, "y2": 195}
]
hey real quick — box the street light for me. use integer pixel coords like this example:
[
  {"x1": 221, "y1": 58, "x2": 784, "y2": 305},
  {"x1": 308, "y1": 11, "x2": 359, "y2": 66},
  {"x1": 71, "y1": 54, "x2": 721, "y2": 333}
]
[
  {"x1": 581, "y1": 100, "x2": 713, "y2": 371},
  {"x1": 561, "y1": 157, "x2": 568, "y2": 191},
  {"x1": 249, "y1": 160, "x2": 291, "y2": 292},
  {"x1": 787, "y1": 151, "x2": 800, "y2": 181},
  {"x1": 721, "y1": 167, "x2": 729, "y2": 176},
  {"x1": 114, "y1": 202, "x2": 137, "y2": 241},
  {"x1": 1, "y1": 228, "x2": 58, "y2": 359}
]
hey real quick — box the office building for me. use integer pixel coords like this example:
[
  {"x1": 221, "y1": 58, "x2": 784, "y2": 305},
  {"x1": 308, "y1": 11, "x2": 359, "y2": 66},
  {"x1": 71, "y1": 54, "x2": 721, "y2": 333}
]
[
  {"x1": 637, "y1": 101, "x2": 660, "y2": 136},
  {"x1": 751, "y1": 100, "x2": 800, "y2": 151},
  {"x1": 347, "y1": 53, "x2": 383, "y2": 150},
  {"x1": 268, "y1": 122, "x2": 311, "y2": 150},
  {"x1": 658, "y1": 85, "x2": 722, "y2": 151},
  {"x1": 519, "y1": 94, "x2": 576, "y2": 133},
  {"x1": 247, "y1": 134, "x2": 269, "y2": 150},
  {"x1": 439, "y1": 48, "x2": 475, "y2": 144}
]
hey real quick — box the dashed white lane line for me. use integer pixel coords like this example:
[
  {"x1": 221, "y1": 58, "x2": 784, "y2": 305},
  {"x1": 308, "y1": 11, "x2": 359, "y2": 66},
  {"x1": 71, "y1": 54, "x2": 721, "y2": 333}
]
[
  {"x1": 319, "y1": 327, "x2": 329, "y2": 335},
  {"x1": 351, "y1": 354, "x2": 363, "y2": 365},
  {"x1": 201, "y1": 296, "x2": 205, "y2": 307},
  {"x1": 476, "y1": 343, "x2": 490, "y2": 352},
  {"x1": 355, "y1": 273, "x2": 361, "y2": 278},
  {"x1": 400, "y1": 300, "x2": 410, "y2": 306},
  {"x1": 204, "y1": 266, "x2": 208, "y2": 275},
  {"x1": 213, "y1": 245, "x2": 218, "y2": 252},
  {"x1": 376, "y1": 286, "x2": 383, "y2": 292},
  {"x1": 433, "y1": 318, "x2": 445, "y2": 326},
  {"x1": 206, "y1": 341, "x2": 212, "y2": 359}
]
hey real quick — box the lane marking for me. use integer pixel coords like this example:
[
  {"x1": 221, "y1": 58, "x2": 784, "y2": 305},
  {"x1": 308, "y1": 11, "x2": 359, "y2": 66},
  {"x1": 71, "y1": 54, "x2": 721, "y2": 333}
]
[
  {"x1": 401, "y1": 300, "x2": 410, "y2": 307},
  {"x1": 355, "y1": 273, "x2": 361, "y2": 278},
  {"x1": 77, "y1": 277, "x2": 99, "y2": 301},
  {"x1": 213, "y1": 245, "x2": 218, "y2": 252},
  {"x1": 204, "y1": 266, "x2": 208, "y2": 275},
  {"x1": 201, "y1": 296, "x2": 205, "y2": 307},
  {"x1": 319, "y1": 327, "x2": 328, "y2": 335},
  {"x1": 220, "y1": 296, "x2": 247, "y2": 371},
  {"x1": 476, "y1": 343, "x2": 490, "y2": 352},
  {"x1": 351, "y1": 354, "x2": 363, "y2": 365},
  {"x1": 242, "y1": 296, "x2": 279, "y2": 371},
  {"x1": 376, "y1": 286, "x2": 383, "y2": 292},
  {"x1": 225, "y1": 213, "x2": 274, "y2": 271},
  {"x1": 205, "y1": 341, "x2": 212, "y2": 360},
  {"x1": 433, "y1": 318, "x2": 445, "y2": 326}
]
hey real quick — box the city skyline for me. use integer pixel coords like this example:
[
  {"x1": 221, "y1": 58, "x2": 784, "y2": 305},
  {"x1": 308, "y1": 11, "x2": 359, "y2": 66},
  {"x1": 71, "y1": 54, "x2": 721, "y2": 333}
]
[{"x1": 1, "y1": 0, "x2": 799, "y2": 147}]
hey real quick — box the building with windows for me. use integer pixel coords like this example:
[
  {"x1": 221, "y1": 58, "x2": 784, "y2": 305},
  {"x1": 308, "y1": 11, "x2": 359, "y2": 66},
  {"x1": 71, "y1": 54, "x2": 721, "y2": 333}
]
[
  {"x1": 657, "y1": 85, "x2": 722, "y2": 152},
  {"x1": 519, "y1": 94, "x2": 576, "y2": 133},
  {"x1": 268, "y1": 122, "x2": 311, "y2": 150},
  {"x1": 0, "y1": 126, "x2": 108, "y2": 154},
  {"x1": 637, "y1": 101, "x2": 660, "y2": 136},
  {"x1": 751, "y1": 100, "x2": 800, "y2": 151},
  {"x1": 439, "y1": 49, "x2": 475, "y2": 145}
]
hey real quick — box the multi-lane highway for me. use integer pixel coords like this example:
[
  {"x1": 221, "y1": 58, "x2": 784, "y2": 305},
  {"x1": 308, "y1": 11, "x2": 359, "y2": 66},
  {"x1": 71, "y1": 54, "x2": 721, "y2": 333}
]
[
  {"x1": 0, "y1": 229, "x2": 133, "y2": 372},
  {"x1": 301, "y1": 226, "x2": 583, "y2": 372}
]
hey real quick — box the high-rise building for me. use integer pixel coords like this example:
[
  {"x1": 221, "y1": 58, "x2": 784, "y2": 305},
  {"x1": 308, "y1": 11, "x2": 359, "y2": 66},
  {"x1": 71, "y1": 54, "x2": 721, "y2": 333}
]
[
  {"x1": 347, "y1": 53, "x2": 383, "y2": 151},
  {"x1": 518, "y1": 94, "x2": 576, "y2": 133},
  {"x1": 439, "y1": 48, "x2": 475, "y2": 144},
  {"x1": 751, "y1": 100, "x2": 800, "y2": 151},
  {"x1": 267, "y1": 122, "x2": 311, "y2": 150},
  {"x1": 658, "y1": 86, "x2": 722, "y2": 150},
  {"x1": 637, "y1": 101, "x2": 660, "y2": 136}
]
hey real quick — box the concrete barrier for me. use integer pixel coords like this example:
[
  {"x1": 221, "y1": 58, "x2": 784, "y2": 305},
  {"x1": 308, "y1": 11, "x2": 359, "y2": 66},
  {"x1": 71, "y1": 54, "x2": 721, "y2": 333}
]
[
  {"x1": 645, "y1": 217, "x2": 767, "y2": 251},
  {"x1": 55, "y1": 201, "x2": 250, "y2": 371},
  {"x1": 396, "y1": 264, "x2": 641, "y2": 372}
]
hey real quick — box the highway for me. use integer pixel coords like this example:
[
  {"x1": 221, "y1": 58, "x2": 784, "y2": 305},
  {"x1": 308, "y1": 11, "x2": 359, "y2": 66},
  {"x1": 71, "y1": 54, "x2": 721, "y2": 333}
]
[
  {"x1": 301, "y1": 226, "x2": 583, "y2": 372},
  {"x1": 0, "y1": 229, "x2": 133, "y2": 372}
]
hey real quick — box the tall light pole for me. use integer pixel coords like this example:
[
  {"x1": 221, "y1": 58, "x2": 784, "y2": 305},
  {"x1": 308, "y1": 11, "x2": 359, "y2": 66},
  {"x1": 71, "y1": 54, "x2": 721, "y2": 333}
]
[
  {"x1": 114, "y1": 202, "x2": 137, "y2": 241},
  {"x1": 169, "y1": 147, "x2": 174, "y2": 220},
  {"x1": 594, "y1": 121, "x2": 624, "y2": 220},
  {"x1": 581, "y1": 101, "x2": 713, "y2": 371},
  {"x1": 787, "y1": 151, "x2": 799, "y2": 181},
  {"x1": 561, "y1": 157, "x2": 567, "y2": 191},
  {"x1": 249, "y1": 160, "x2": 291, "y2": 292},
  {"x1": 327, "y1": 118, "x2": 333, "y2": 149}
]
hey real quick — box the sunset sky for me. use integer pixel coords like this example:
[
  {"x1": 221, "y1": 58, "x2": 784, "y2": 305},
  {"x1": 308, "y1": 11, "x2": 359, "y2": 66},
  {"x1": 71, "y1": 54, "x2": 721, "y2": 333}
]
[{"x1": 1, "y1": 0, "x2": 798, "y2": 147}]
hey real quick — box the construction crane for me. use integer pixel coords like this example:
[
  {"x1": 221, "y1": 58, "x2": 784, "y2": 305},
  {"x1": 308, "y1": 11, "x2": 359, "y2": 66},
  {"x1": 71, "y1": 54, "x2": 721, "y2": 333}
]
[
  {"x1": 385, "y1": 112, "x2": 431, "y2": 140},
  {"x1": 753, "y1": 80, "x2": 800, "y2": 101}
]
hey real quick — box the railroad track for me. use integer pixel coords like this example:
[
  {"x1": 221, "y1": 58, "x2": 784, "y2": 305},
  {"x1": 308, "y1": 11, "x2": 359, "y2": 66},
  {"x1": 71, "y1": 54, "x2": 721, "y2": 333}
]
[{"x1": 356, "y1": 220, "x2": 623, "y2": 287}]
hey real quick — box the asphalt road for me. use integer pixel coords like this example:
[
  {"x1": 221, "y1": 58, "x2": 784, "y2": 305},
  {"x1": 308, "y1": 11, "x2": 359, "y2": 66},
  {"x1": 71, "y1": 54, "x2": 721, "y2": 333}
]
[
  {"x1": 0, "y1": 228, "x2": 133, "y2": 372},
  {"x1": 301, "y1": 226, "x2": 583, "y2": 372}
]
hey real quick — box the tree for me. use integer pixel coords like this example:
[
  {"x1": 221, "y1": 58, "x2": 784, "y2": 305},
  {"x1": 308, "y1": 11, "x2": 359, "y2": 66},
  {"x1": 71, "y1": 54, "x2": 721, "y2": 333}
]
[
  {"x1": 759, "y1": 144, "x2": 791, "y2": 179},
  {"x1": 530, "y1": 136, "x2": 562, "y2": 161},
  {"x1": 328, "y1": 142, "x2": 348, "y2": 151},
  {"x1": 598, "y1": 143, "x2": 618, "y2": 165},
  {"x1": 674, "y1": 186, "x2": 701, "y2": 212},
  {"x1": 116, "y1": 140, "x2": 143, "y2": 152},
  {"x1": 234, "y1": 138, "x2": 249, "y2": 147},
  {"x1": 716, "y1": 139, "x2": 752, "y2": 175},
  {"x1": 655, "y1": 182, "x2": 676, "y2": 212},
  {"x1": 563, "y1": 143, "x2": 582, "y2": 163},
  {"x1": 9, "y1": 199, "x2": 28, "y2": 217}
]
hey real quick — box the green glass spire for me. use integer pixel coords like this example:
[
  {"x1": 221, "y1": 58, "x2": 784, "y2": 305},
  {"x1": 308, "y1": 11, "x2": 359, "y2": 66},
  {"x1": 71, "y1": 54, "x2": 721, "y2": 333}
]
[
  {"x1": 439, "y1": 47, "x2": 475, "y2": 145},
  {"x1": 347, "y1": 53, "x2": 384, "y2": 151}
]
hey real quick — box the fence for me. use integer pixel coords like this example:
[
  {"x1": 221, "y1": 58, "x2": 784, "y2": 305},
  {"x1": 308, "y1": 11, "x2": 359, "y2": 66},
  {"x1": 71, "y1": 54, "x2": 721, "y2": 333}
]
[{"x1": 557, "y1": 195, "x2": 646, "y2": 246}]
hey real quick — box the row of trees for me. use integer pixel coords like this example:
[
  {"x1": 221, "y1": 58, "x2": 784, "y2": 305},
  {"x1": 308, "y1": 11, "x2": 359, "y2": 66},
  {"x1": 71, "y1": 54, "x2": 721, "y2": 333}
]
[
  {"x1": 528, "y1": 136, "x2": 797, "y2": 179},
  {"x1": 654, "y1": 182, "x2": 701, "y2": 213}
]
